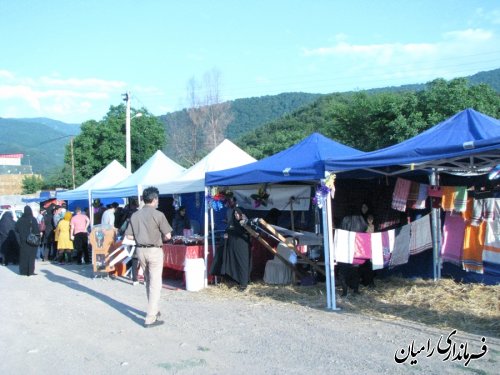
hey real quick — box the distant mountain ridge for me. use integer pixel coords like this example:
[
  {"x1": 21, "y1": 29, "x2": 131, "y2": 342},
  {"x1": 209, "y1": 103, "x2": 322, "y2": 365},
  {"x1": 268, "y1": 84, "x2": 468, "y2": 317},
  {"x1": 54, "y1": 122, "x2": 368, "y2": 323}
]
[
  {"x1": 0, "y1": 118, "x2": 80, "y2": 177},
  {"x1": 1, "y1": 67, "x2": 499, "y2": 178}
]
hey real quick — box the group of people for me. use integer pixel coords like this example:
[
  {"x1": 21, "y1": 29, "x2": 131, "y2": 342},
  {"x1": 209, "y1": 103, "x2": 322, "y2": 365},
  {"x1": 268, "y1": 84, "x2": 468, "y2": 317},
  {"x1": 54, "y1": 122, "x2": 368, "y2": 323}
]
[
  {"x1": 0, "y1": 187, "x2": 255, "y2": 329},
  {"x1": 0, "y1": 203, "x2": 93, "y2": 275}
]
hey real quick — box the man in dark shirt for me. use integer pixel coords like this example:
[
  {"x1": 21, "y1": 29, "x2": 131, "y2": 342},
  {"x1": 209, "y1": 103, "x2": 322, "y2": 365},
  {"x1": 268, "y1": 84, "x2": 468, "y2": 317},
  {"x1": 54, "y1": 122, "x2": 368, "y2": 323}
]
[{"x1": 125, "y1": 186, "x2": 172, "y2": 328}]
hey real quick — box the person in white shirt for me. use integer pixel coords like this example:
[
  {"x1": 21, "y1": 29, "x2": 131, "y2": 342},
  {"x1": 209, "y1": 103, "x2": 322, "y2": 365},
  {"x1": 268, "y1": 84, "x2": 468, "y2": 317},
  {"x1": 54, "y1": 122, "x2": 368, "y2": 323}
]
[{"x1": 101, "y1": 202, "x2": 119, "y2": 228}]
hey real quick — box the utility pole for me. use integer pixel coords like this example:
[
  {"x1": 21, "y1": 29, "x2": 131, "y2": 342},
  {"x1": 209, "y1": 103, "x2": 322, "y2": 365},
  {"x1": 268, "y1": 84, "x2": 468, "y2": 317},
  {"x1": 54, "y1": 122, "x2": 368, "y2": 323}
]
[
  {"x1": 70, "y1": 137, "x2": 76, "y2": 189},
  {"x1": 123, "y1": 92, "x2": 132, "y2": 173}
]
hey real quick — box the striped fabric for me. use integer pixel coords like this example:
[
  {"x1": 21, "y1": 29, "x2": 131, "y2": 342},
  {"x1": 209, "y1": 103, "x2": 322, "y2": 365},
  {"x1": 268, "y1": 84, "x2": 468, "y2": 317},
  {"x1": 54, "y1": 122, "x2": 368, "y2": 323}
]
[
  {"x1": 389, "y1": 225, "x2": 411, "y2": 267},
  {"x1": 409, "y1": 214, "x2": 433, "y2": 255},
  {"x1": 441, "y1": 212, "x2": 465, "y2": 266},
  {"x1": 462, "y1": 198, "x2": 485, "y2": 274},
  {"x1": 453, "y1": 186, "x2": 468, "y2": 213},
  {"x1": 441, "y1": 186, "x2": 456, "y2": 212},
  {"x1": 391, "y1": 178, "x2": 412, "y2": 212},
  {"x1": 414, "y1": 184, "x2": 428, "y2": 209},
  {"x1": 333, "y1": 229, "x2": 356, "y2": 264}
]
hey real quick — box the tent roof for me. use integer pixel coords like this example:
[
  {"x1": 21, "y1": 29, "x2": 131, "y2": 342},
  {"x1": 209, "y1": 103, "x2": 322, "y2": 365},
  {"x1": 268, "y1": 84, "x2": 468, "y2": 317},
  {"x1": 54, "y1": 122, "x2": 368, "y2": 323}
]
[
  {"x1": 57, "y1": 160, "x2": 130, "y2": 201},
  {"x1": 326, "y1": 109, "x2": 500, "y2": 176},
  {"x1": 157, "y1": 139, "x2": 256, "y2": 194},
  {"x1": 92, "y1": 150, "x2": 185, "y2": 198},
  {"x1": 205, "y1": 132, "x2": 364, "y2": 186}
]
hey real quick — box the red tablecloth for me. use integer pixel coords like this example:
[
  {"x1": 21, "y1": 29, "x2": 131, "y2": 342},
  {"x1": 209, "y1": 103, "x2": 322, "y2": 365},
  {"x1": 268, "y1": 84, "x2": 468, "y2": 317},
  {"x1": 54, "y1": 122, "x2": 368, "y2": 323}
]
[{"x1": 162, "y1": 243, "x2": 212, "y2": 271}]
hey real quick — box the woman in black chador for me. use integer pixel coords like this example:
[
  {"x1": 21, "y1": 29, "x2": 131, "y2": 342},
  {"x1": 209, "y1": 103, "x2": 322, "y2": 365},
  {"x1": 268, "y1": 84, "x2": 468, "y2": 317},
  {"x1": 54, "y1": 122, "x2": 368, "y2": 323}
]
[
  {"x1": 0, "y1": 211, "x2": 19, "y2": 265},
  {"x1": 15, "y1": 206, "x2": 39, "y2": 276},
  {"x1": 211, "y1": 202, "x2": 252, "y2": 290}
]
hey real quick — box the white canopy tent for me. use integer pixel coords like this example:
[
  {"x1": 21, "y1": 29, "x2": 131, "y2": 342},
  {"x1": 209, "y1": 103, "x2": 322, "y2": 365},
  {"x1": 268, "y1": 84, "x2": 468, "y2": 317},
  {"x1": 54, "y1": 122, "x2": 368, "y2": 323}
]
[
  {"x1": 156, "y1": 139, "x2": 256, "y2": 195},
  {"x1": 92, "y1": 150, "x2": 186, "y2": 199},
  {"x1": 156, "y1": 139, "x2": 256, "y2": 287},
  {"x1": 56, "y1": 160, "x2": 131, "y2": 224},
  {"x1": 57, "y1": 160, "x2": 130, "y2": 201}
]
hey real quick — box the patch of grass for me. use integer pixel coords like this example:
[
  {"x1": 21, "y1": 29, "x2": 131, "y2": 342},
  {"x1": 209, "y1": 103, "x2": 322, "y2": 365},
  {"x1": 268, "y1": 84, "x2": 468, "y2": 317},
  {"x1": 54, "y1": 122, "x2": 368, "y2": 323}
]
[{"x1": 204, "y1": 277, "x2": 500, "y2": 338}]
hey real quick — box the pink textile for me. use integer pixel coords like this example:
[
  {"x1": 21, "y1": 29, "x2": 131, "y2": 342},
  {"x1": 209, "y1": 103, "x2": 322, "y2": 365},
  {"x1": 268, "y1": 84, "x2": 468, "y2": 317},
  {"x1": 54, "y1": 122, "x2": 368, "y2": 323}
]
[
  {"x1": 441, "y1": 212, "x2": 465, "y2": 265},
  {"x1": 392, "y1": 178, "x2": 412, "y2": 212},
  {"x1": 354, "y1": 232, "x2": 371, "y2": 264}
]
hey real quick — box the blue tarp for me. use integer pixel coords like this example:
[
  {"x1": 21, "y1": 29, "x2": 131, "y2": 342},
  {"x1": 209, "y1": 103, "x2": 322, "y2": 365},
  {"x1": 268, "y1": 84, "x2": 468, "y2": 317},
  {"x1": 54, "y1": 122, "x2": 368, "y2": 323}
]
[
  {"x1": 325, "y1": 109, "x2": 500, "y2": 173},
  {"x1": 205, "y1": 133, "x2": 364, "y2": 186}
]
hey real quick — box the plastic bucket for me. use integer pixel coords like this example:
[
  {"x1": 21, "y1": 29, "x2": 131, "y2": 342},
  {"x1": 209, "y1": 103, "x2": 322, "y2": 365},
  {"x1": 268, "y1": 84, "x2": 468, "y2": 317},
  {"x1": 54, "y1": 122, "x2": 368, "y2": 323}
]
[{"x1": 184, "y1": 258, "x2": 206, "y2": 292}]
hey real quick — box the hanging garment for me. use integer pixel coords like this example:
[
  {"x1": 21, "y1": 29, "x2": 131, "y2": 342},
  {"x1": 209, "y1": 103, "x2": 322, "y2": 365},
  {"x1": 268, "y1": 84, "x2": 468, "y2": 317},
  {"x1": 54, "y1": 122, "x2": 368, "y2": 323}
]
[
  {"x1": 414, "y1": 184, "x2": 428, "y2": 210},
  {"x1": 333, "y1": 229, "x2": 356, "y2": 264},
  {"x1": 371, "y1": 232, "x2": 384, "y2": 270},
  {"x1": 441, "y1": 186, "x2": 456, "y2": 212},
  {"x1": 353, "y1": 231, "x2": 393, "y2": 270},
  {"x1": 381, "y1": 230, "x2": 395, "y2": 268},
  {"x1": 406, "y1": 181, "x2": 420, "y2": 208},
  {"x1": 409, "y1": 214, "x2": 433, "y2": 255},
  {"x1": 483, "y1": 221, "x2": 500, "y2": 266},
  {"x1": 441, "y1": 212, "x2": 466, "y2": 266},
  {"x1": 453, "y1": 186, "x2": 468, "y2": 213},
  {"x1": 391, "y1": 178, "x2": 411, "y2": 212},
  {"x1": 483, "y1": 198, "x2": 500, "y2": 275},
  {"x1": 389, "y1": 225, "x2": 411, "y2": 267},
  {"x1": 462, "y1": 198, "x2": 485, "y2": 274}
]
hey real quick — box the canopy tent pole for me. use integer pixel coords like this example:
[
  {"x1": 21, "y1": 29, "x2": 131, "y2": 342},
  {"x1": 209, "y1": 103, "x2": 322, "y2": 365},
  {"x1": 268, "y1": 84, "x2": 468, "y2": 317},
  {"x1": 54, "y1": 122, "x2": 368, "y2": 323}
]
[
  {"x1": 326, "y1": 194, "x2": 338, "y2": 310},
  {"x1": 290, "y1": 197, "x2": 295, "y2": 231},
  {"x1": 209, "y1": 206, "x2": 216, "y2": 285},
  {"x1": 204, "y1": 187, "x2": 210, "y2": 287},
  {"x1": 321, "y1": 187, "x2": 333, "y2": 310},
  {"x1": 88, "y1": 190, "x2": 94, "y2": 228},
  {"x1": 429, "y1": 169, "x2": 442, "y2": 281}
]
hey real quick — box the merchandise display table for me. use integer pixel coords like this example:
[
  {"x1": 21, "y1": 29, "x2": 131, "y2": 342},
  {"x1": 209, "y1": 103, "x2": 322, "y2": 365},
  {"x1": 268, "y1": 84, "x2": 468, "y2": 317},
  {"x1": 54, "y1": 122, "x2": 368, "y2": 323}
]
[{"x1": 162, "y1": 243, "x2": 213, "y2": 282}]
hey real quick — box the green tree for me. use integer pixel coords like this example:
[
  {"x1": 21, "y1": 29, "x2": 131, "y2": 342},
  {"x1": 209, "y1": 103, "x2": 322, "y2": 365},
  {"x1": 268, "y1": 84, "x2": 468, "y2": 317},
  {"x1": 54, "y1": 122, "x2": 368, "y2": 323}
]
[
  {"x1": 61, "y1": 104, "x2": 166, "y2": 187},
  {"x1": 22, "y1": 175, "x2": 44, "y2": 194}
]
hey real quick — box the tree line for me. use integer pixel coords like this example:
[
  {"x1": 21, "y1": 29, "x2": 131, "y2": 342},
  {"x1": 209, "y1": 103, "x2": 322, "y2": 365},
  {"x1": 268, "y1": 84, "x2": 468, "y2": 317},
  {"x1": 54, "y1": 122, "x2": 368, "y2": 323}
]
[
  {"x1": 238, "y1": 78, "x2": 500, "y2": 159},
  {"x1": 25, "y1": 75, "x2": 500, "y2": 193}
]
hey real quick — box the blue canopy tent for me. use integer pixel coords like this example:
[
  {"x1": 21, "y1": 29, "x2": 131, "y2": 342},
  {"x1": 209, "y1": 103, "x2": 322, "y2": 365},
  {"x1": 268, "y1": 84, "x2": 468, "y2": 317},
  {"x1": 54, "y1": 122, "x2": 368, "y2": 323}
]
[
  {"x1": 206, "y1": 133, "x2": 366, "y2": 310},
  {"x1": 206, "y1": 133, "x2": 365, "y2": 185},
  {"x1": 325, "y1": 108, "x2": 500, "y2": 284},
  {"x1": 326, "y1": 109, "x2": 500, "y2": 176}
]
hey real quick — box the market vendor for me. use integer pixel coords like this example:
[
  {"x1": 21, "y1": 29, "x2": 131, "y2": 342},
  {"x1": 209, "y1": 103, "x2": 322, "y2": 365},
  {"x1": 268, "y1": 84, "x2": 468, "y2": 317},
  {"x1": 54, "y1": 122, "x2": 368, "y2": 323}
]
[{"x1": 172, "y1": 206, "x2": 191, "y2": 236}]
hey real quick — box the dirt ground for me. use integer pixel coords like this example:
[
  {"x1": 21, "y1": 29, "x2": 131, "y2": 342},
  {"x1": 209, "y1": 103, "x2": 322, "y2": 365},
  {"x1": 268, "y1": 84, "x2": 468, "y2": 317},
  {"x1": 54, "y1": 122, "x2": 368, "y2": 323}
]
[{"x1": 0, "y1": 261, "x2": 498, "y2": 375}]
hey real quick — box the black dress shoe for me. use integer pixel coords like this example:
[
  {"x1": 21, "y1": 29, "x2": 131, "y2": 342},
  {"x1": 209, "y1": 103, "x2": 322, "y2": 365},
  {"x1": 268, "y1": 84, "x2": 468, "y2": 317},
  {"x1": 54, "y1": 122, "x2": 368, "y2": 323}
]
[{"x1": 144, "y1": 319, "x2": 164, "y2": 328}]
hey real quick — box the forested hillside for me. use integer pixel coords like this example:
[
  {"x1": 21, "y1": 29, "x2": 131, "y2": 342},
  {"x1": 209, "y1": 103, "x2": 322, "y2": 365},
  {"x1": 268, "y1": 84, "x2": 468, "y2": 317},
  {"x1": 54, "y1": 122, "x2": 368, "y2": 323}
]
[
  {"x1": 0, "y1": 118, "x2": 79, "y2": 177},
  {"x1": 237, "y1": 77, "x2": 500, "y2": 159},
  {"x1": 158, "y1": 92, "x2": 322, "y2": 160},
  {"x1": 1, "y1": 68, "x2": 499, "y2": 181}
]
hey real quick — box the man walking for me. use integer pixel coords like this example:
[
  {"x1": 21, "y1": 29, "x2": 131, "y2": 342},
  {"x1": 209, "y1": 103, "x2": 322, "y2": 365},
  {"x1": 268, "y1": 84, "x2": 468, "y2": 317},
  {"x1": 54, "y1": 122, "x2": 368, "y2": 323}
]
[
  {"x1": 125, "y1": 187, "x2": 172, "y2": 328},
  {"x1": 70, "y1": 207, "x2": 90, "y2": 264}
]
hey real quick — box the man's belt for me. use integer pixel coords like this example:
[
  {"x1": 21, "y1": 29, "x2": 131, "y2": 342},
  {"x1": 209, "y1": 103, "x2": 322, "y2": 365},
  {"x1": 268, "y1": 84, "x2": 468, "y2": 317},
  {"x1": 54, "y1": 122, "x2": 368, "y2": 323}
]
[{"x1": 136, "y1": 244, "x2": 159, "y2": 248}]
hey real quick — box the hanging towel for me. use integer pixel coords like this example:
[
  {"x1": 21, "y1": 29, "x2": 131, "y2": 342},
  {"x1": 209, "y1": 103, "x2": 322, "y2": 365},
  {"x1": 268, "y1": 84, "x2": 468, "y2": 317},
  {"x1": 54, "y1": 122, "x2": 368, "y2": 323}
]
[
  {"x1": 407, "y1": 182, "x2": 420, "y2": 208},
  {"x1": 414, "y1": 184, "x2": 428, "y2": 209},
  {"x1": 371, "y1": 232, "x2": 384, "y2": 270},
  {"x1": 484, "y1": 198, "x2": 495, "y2": 221},
  {"x1": 380, "y1": 230, "x2": 394, "y2": 268},
  {"x1": 441, "y1": 186, "x2": 456, "y2": 212},
  {"x1": 409, "y1": 214, "x2": 433, "y2": 255},
  {"x1": 483, "y1": 198, "x2": 500, "y2": 268},
  {"x1": 441, "y1": 212, "x2": 465, "y2": 266},
  {"x1": 354, "y1": 232, "x2": 371, "y2": 264},
  {"x1": 389, "y1": 225, "x2": 411, "y2": 267},
  {"x1": 392, "y1": 178, "x2": 412, "y2": 212},
  {"x1": 333, "y1": 229, "x2": 356, "y2": 264},
  {"x1": 483, "y1": 220, "x2": 500, "y2": 266},
  {"x1": 471, "y1": 198, "x2": 484, "y2": 226},
  {"x1": 453, "y1": 186, "x2": 468, "y2": 213},
  {"x1": 462, "y1": 197, "x2": 484, "y2": 274}
]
